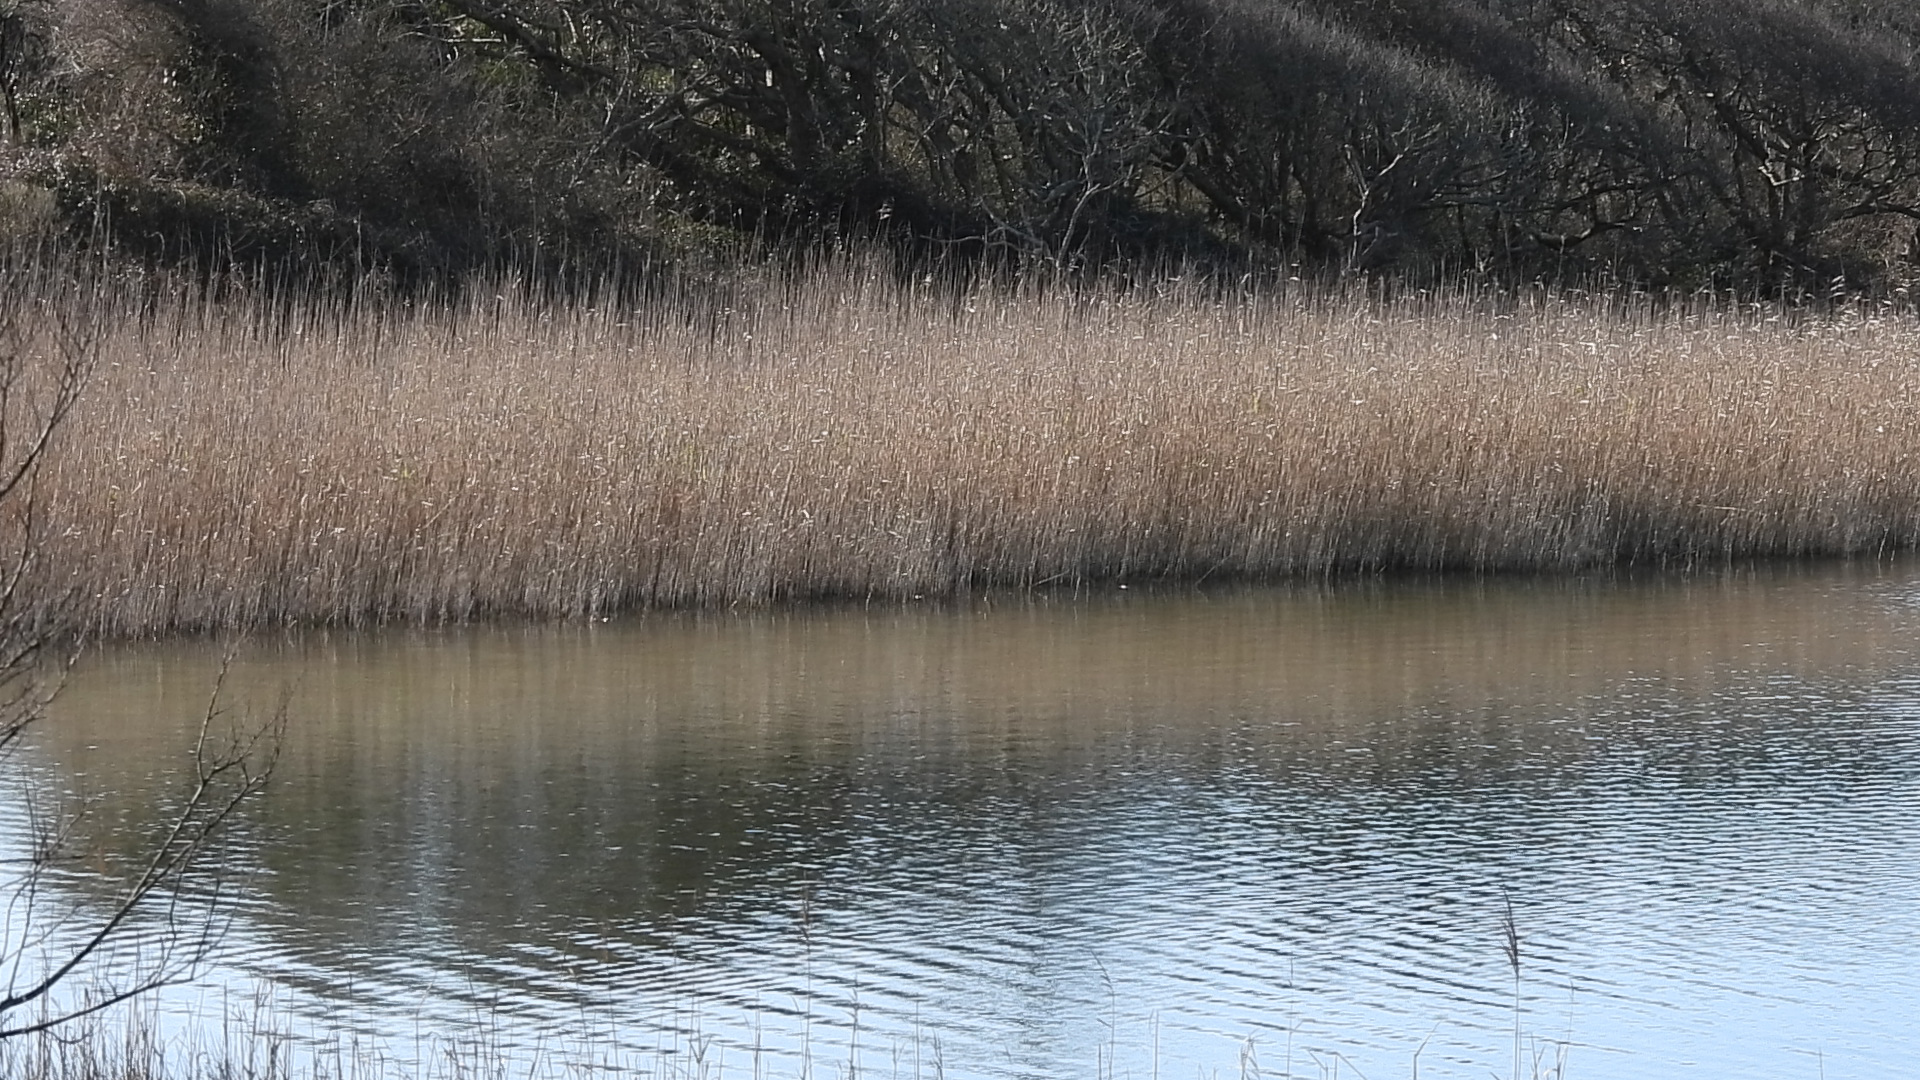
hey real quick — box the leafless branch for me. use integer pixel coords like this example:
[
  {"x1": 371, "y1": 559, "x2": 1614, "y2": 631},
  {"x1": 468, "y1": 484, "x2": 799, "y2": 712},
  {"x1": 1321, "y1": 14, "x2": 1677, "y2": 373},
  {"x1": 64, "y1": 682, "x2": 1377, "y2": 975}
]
[{"x1": 0, "y1": 257, "x2": 279, "y2": 1040}]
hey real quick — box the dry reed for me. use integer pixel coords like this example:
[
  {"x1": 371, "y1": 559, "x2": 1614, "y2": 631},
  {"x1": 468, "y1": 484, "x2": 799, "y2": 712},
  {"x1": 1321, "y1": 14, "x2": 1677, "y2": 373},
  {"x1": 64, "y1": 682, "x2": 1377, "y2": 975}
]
[{"x1": 10, "y1": 258, "x2": 1920, "y2": 636}]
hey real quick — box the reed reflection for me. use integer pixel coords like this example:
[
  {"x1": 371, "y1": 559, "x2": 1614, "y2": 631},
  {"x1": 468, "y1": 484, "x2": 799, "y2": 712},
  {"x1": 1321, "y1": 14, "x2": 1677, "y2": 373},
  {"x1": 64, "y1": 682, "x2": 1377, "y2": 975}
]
[{"x1": 33, "y1": 560, "x2": 1920, "y2": 1080}]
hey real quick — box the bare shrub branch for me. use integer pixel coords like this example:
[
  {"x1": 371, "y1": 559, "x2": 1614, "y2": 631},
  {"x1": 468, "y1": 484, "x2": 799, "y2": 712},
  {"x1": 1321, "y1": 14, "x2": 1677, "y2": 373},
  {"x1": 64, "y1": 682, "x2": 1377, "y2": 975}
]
[{"x1": 0, "y1": 250, "x2": 278, "y2": 1040}]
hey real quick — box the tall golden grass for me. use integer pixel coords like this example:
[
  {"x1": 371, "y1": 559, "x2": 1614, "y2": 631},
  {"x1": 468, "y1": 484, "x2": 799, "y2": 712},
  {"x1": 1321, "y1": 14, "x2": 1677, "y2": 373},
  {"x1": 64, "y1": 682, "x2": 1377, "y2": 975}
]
[{"x1": 9, "y1": 256, "x2": 1920, "y2": 636}]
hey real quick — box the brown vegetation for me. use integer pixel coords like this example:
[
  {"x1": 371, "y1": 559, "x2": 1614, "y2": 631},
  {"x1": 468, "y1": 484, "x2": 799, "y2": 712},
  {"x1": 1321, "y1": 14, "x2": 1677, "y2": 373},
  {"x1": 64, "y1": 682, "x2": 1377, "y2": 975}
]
[
  {"x1": 8, "y1": 256, "x2": 1917, "y2": 638},
  {"x1": 0, "y1": 256, "x2": 275, "y2": 1045}
]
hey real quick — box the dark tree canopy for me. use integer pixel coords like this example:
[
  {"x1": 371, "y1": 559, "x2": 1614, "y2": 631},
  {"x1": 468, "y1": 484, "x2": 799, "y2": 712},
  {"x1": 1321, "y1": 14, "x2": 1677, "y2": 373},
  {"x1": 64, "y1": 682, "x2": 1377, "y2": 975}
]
[{"x1": 6, "y1": 0, "x2": 1920, "y2": 291}]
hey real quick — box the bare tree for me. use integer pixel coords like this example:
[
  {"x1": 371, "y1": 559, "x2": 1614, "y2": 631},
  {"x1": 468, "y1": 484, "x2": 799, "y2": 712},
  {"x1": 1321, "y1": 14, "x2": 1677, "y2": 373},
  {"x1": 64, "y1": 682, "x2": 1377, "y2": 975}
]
[{"x1": 0, "y1": 256, "x2": 278, "y2": 1039}]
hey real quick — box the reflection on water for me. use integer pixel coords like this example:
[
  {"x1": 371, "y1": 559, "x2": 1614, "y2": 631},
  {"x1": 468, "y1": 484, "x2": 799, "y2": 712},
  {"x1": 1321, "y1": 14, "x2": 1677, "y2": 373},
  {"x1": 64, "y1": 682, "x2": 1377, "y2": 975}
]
[{"x1": 29, "y1": 563, "x2": 1920, "y2": 1079}]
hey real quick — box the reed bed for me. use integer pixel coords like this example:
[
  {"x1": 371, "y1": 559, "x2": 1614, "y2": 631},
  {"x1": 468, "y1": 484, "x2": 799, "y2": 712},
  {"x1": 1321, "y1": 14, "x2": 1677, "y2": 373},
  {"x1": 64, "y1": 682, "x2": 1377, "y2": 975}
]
[{"x1": 10, "y1": 260, "x2": 1920, "y2": 636}]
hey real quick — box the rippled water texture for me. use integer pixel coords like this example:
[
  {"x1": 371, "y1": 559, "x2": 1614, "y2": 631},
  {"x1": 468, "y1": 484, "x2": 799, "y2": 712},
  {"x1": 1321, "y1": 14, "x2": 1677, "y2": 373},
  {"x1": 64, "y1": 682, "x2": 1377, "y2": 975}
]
[{"x1": 27, "y1": 563, "x2": 1920, "y2": 1079}]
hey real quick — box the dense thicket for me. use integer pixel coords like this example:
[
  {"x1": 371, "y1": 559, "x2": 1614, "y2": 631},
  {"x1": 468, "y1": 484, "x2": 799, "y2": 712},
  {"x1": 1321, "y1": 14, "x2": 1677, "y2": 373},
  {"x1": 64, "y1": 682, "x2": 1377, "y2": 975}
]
[{"x1": 5, "y1": 0, "x2": 1920, "y2": 291}]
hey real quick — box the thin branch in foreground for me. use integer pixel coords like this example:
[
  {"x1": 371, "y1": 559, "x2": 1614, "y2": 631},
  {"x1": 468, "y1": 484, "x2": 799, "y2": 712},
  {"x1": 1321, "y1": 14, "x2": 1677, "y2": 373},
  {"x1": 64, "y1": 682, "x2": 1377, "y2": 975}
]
[{"x1": 0, "y1": 656, "x2": 281, "y2": 1040}]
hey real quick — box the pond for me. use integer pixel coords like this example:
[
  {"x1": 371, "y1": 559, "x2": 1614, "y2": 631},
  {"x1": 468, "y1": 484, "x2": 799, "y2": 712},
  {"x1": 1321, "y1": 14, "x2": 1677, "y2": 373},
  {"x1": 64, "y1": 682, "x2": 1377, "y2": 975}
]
[{"x1": 20, "y1": 561, "x2": 1920, "y2": 1079}]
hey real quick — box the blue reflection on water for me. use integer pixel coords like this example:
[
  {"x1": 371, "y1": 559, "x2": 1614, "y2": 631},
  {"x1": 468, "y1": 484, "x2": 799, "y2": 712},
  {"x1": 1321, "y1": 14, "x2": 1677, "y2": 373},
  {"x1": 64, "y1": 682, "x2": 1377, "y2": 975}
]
[{"x1": 17, "y1": 566, "x2": 1920, "y2": 1080}]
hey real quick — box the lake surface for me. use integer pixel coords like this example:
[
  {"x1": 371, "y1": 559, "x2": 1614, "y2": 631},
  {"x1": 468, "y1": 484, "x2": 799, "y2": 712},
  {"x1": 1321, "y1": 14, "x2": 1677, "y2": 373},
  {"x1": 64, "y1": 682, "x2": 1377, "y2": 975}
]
[{"x1": 19, "y1": 563, "x2": 1920, "y2": 1079}]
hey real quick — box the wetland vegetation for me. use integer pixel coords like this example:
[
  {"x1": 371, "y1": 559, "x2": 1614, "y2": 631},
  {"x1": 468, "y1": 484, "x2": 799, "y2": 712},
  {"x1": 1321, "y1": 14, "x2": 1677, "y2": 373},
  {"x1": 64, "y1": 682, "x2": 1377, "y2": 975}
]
[
  {"x1": 2, "y1": 2, "x2": 1919, "y2": 1076},
  {"x1": 1, "y1": 0, "x2": 1917, "y2": 633},
  {"x1": 6, "y1": 255, "x2": 1918, "y2": 635}
]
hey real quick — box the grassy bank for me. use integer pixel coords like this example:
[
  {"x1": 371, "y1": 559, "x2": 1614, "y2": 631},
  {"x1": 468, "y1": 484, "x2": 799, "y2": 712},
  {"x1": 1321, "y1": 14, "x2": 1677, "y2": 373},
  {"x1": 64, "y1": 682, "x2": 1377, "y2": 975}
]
[{"x1": 11, "y1": 260, "x2": 1920, "y2": 636}]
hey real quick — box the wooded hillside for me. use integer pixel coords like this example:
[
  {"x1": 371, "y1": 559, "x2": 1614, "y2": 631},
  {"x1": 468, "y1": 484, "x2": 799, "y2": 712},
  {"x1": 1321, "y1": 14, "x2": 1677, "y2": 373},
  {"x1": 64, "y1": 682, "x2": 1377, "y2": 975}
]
[{"x1": 6, "y1": 0, "x2": 1920, "y2": 291}]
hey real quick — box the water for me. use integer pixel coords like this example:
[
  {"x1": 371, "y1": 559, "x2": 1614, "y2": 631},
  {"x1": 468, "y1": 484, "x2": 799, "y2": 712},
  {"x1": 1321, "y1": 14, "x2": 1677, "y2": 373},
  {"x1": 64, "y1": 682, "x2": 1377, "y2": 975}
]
[{"x1": 19, "y1": 562, "x2": 1920, "y2": 1078}]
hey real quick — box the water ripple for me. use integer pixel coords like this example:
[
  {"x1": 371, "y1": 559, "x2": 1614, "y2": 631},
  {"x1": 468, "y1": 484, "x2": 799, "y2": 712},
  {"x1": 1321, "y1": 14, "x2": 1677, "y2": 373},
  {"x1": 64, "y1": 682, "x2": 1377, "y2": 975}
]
[{"x1": 19, "y1": 564, "x2": 1920, "y2": 1079}]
